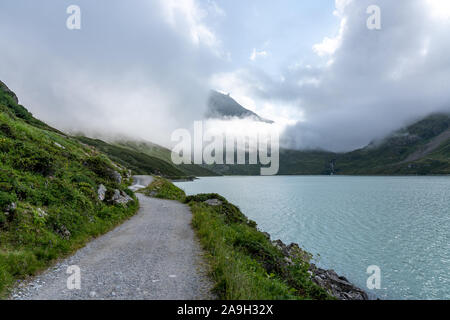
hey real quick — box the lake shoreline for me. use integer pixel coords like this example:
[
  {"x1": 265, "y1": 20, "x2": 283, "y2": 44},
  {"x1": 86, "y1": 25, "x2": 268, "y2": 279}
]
[
  {"x1": 183, "y1": 189, "x2": 370, "y2": 300},
  {"x1": 176, "y1": 175, "x2": 450, "y2": 299},
  {"x1": 267, "y1": 236, "x2": 370, "y2": 300}
]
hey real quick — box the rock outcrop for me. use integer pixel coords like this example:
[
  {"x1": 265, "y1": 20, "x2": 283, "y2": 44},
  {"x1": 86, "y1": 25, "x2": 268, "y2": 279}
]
[
  {"x1": 272, "y1": 238, "x2": 368, "y2": 300},
  {"x1": 309, "y1": 264, "x2": 369, "y2": 300},
  {"x1": 57, "y1": 225, "x2": 71, "y2": 239},
  {"x1": 97, "y1": 184, "x2": 107, "y2": 201},
  {"x1": 204, "y1": 199, "x2": 223, "y2": 206},
  {"x1": 110, "y1": 189, "x2": 133, "y2": 205},
  {"x1": 109, "y1": 170, "x2": 122, "y2": 184},
  {"x1": 6, "y1": 202, "x2": 17, "y2": 212},
  {"x1": 0, "y1": 80, "x2": 19, "y2": 104}
]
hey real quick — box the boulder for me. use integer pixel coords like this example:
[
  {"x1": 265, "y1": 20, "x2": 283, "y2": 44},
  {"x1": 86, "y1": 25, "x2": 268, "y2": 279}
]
[
  {"x1": 272, "y1": 238, "x2": 369, "y2": 300},
  {"x1": 111, "y1": 189, "x2": 133, "y2": 205},
  {"x1": 0, "y1": 80, "x2": 19, "y2": 104},
  {"x1": 97, "y1": 184, "x2": 107, "y2": 201},
  {"x1": 58, "y1": 225, "x2": 71, "y2": 239},
  {"x1": 110, "y1": 170, "x2": 122, "y2": 184},
  {"x1": 54, "y1": 142, "x2": 65, "y2": 149},
  {"x1": 309, "y1": 264, "x2": 369, "y2": 300},
  {"x1": 6, "y1": 202, "x2": 17, "y2": 212},
  {"x1": 204, "y1": 199, "x2": 223, "y2": 206},
  {"x1": 36, "y1": 208, "x2": 48, "y2": 218}
]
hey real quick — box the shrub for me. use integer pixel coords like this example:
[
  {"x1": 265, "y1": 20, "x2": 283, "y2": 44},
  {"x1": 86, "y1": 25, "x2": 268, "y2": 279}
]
[
  {"x1": 77, "y1": 182, "x2": 96, "y2": 200},
  {"x1": 84, "y1": 156, "x2": 114, "y2": 180},
  {"x1": 0, "y1": 211, "x2": 7, "y2": 227},
  {"x1": 0, "y1": 169, "x2": 16, "y2": 192},
  {"x1": 13, "y1": 145, "x2": 54, "y2": 176},
  {"x1": 185, "y1": 193, "x2": 227, "y2": 204},
  {"x1": 233, "y1": 229, "x2": 284, "y2": 274},
  {"x1": 0, "y1": 137, "x2": 13, "y2": 153},
  {"x1": 0, "y1": 191, "x2": 16, "y2": 211},
  {"x1": 71, "y1": 174, "x2": 95, "y2": 186},
  {"x1": 0, "y1": 123, "x2": 15, "y2": 138}
]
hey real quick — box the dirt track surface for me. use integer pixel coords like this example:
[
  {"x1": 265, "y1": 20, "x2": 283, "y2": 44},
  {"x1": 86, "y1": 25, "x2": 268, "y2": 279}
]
[{"x1": 10, "y1": 177, "x2": 213, "y2": 300}]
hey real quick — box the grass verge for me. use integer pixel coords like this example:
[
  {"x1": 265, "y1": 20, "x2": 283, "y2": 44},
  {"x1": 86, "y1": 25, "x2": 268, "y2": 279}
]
[
  {"x1": 142, "y1": 177, "x2": 331, "y2": 300},
  {"x1": 186, "y1": 194, "x2": 331, "y2": 300},
  {"x1": 139, "y1": 176, "x2": 186, "y2": 202},
  {"x1": 0, "y1": 81, "x2": 141, "y2": 298},
  {"x1": 0, "y1": 199, "x2": 138, "y2": 298}
]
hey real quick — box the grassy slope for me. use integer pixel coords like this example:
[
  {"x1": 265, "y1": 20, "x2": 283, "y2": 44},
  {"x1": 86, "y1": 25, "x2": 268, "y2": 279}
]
[
  {"x1": 141, "y1": 178, "x2": 330, "y2": 300},
  {"x1": 334, "y1": 113, "x2": 450, "y2": 175},
  {"x1": 76, "y1": 136, "x2": 190, "y2": 179},
  {"x1": 0, "y1": 82, "x2": 139, "y2": 296},
  {"x1": 110, "y1": 113, "x2": 450, "y2": 177},
  {"x1": 114, "y1": 140, "x2": 219, "y2": 177},
  {"x1": 138, "y1": 176, "x2": 186, "y2": 201}
]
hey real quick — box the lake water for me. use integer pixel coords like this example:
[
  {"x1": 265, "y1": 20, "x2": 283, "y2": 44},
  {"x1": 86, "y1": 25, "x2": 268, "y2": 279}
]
[{"x1": 175, "y1": 176, "x2": 450, "y2": 300}]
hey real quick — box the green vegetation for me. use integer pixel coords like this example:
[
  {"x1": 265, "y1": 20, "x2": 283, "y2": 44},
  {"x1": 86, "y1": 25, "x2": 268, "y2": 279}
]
[
  {"x1": 187, "y1": 194, "x2": 330, "y2": 300},
  {"x1": 0, "y1": 81, "x2": 64, "y2": 135},
  {"x1": 86, "y1": 113, "x2": 450, "y2": 178},
  {"x1": 76, "y1": 136, "x2": 189, "y2": 178},
  {"x1": 78, "y1": 137, "x2": 218, "y2": 179},
  {"x1": 0, "y1": 82, "x2": 139, "y2": 297},
  {"x1": 139, "y1": 177, "x2": 186, "y2": 202},
  {"x1": 114, "y1": 140, "x2": 219, "y2": 177},
  {"x1": 201, "y1": 113, "x2": 450, "y2": 176},
  {"x1": 333, "y1": 113, "x2": 450, "y2": 175},
  {"x1": 141, "y1": 175, "x2": 330, "y2": 300}
]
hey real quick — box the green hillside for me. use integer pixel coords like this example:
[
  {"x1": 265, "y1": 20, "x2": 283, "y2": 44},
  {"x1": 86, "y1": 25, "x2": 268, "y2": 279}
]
[
  {"x1": 76, "y1": 137, "x2": 191, "y2": 179},
  {"x1": 195, "y1": 113, "x2": 450, "y2": 176},
  {"x1": 114, "y1": 140, "x2": 218, "y2": 177},
  {"x1": 333, "y1": 113, "x2": 450, "y2": 175},
  {"x1": 105, "y1": 113, "x2": 450, "y2": 177},
  {"x1": 0, "y1": 81, "x2": 139, "y2": 296}
]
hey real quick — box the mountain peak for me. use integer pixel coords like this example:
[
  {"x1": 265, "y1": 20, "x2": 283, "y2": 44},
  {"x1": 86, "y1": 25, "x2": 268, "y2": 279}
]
[{"x1": 206, "y1": 90, "x2": 274, "y2": 123}]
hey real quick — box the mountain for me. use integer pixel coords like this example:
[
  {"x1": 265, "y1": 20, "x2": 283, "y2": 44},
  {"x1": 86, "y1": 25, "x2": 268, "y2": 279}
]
[
  {"x1": 0, "y1": 81, "x2": 139, "y2": 295},
  {"x1": 203, "y1": 90, "x2": 448, "y2": 175},
  {"x1": 113, "y1": 140, "x2": 218, "y2": 177},
  {"x1": 332, "y1": 113, "x2": 450, "y2": 175},
  {"x1": 75, "y1": 136, "x2": 189, "y2": 178},
  {"x1": 198, "y1": 113, "x2": 450, "y2": 176},
  {"x1": 206, "y1": 90, "x2": 274, "y2": 123}
]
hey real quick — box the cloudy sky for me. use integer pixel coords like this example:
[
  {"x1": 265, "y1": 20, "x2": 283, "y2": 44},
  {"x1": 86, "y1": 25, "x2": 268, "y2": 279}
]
[{"x1": 1, "y1": 0, "x2": 450, "y2": 151}]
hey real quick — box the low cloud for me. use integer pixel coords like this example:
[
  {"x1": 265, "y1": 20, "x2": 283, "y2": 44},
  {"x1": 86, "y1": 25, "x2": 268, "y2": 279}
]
[
  {"x1": 214, "y1": 0, "x2": 450, "y2": 152},
  {"x1": 1, "y1": 0, "x2": 450, "y2": 152},
  {"x1": 0, "y1": 0, "x2": 225, "y2": 146}
]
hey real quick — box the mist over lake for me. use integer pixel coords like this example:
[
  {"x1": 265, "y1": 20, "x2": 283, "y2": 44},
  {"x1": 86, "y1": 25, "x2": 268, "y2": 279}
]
[{"x1": 176, "y1": 176, "x2": 450, "y2": 300}]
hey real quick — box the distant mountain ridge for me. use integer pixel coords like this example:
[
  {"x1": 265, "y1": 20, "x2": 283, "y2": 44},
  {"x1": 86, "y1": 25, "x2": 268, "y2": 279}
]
[
  {"x1": 197, "y1": 112, "x2": 450, "y2": 176},
  {"x1": 206, "y1": 90, "x2": 274, "y2": 123},
  {"x1": 111, "y1": 112, "x2": 450, "y2": 176},
  {"x1": 4, "y1": 78, "x2": 447, "y2": 177}
]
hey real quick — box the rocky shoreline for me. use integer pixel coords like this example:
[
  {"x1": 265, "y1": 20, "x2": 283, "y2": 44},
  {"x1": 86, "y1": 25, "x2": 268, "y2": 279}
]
[
  {"x1": 270, "y1": 237, "x2": 369, "y2": 300},
  {"x1": 202, "y1": 196, "x2": 369, "y2": 300}
]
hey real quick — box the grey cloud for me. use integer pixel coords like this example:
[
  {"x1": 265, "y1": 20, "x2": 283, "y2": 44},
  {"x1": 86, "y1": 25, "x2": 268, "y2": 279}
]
[
  {"x1": 242, "y1": 0, "x2": 450, "y2": 151},
  {"x1": 0, "y1": 0, "x2": 223, "y2": 146}
]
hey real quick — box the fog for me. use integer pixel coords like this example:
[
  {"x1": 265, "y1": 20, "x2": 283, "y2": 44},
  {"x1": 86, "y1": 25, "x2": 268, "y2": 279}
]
[{"x1": 1, "y1": 0, "x2": 450, "y2": 151}]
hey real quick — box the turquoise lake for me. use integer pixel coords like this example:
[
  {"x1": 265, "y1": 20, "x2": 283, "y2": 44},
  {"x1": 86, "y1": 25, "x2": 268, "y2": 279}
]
[{"x1": 175, "y1": 176, "x2": 450, "y2": 300}]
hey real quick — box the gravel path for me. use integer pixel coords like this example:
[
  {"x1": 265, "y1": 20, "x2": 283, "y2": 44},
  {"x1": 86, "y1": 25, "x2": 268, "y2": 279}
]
[{"x1": 9, "y1": 176, "x2": 214, "y2": 300}]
